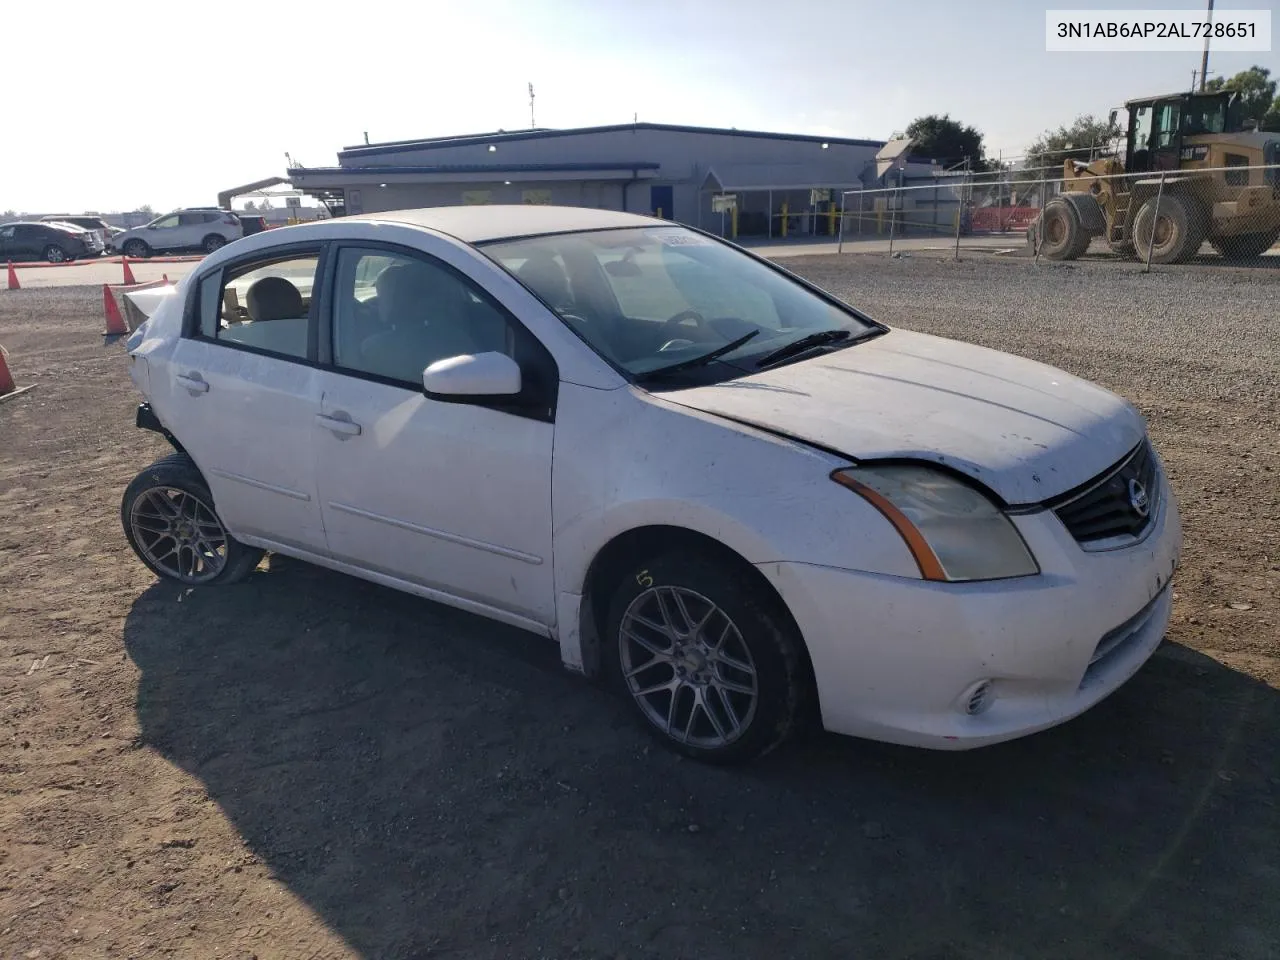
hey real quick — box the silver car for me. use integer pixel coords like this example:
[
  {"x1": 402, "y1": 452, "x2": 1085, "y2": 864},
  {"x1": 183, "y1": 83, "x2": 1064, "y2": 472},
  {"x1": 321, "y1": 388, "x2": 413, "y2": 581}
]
[{"x1": 112, "y1": 209, "x2": 243, "y2": 258}]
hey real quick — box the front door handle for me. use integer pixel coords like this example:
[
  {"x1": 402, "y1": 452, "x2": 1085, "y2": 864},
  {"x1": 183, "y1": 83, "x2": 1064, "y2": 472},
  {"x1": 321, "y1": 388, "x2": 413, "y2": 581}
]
[
  {"x1": 176, "y1": 373, "x2": 209, "y2": 394},
  {"x1": 315, "y1": 413, "x2": 362, "y2": 437}
]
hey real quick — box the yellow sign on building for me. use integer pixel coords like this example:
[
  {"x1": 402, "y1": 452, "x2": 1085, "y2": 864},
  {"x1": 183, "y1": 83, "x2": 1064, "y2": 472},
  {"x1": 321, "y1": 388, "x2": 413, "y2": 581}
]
[
  {"x1": 522, "y1": 189, "x2": 552, "y2": 205},
  {"x1": 462, "y1": 190, "x2": 493, "y2": 205}
]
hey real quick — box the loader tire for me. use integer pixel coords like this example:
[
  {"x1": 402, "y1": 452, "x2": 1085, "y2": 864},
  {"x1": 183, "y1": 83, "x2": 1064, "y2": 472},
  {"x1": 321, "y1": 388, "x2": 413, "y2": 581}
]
[
  {"x1": 1133, "y1": 194, "x2": 1206, "y2": 265},
  {"x1": 1210, "y1": 229, "x2": 1280, "y2": 260},
  {"x1": 1038, "y1": 200, "x2": 1091, "y2": 260}
]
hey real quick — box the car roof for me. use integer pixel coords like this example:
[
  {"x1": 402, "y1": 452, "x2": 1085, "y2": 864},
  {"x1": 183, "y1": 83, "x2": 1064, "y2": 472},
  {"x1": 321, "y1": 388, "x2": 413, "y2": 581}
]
[{"x1": 367, "y1": 205, "x2": 661, "y2": 243}]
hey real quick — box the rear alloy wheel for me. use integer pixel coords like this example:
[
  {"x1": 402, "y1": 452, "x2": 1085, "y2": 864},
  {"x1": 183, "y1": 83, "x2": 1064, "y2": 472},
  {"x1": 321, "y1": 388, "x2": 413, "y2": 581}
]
[
  {"x1": 43, "y1": 244, "x2": 68, "y2": 263},
  {"x1": 1133, "y1": 194, "x2": 1206, "y2": 264},
  {"x1": 1210, "y1": 229, "x2": 1280, "y2": 260},
  {"x1": 1037, "y1": 200, "x2": 1091, "y2": 260},
  {"x1": 121, "y1": 453, "x2": 264, "y2": 586},
  {"x1": 123, "y1": 239, "x2": 150, "y2": 259},
  {"x1": 604, "y1": 551, "x2": 810, "y2": 763},
  {"x1": 202, "y1": 234, "x2": 226, "y2": 254}
]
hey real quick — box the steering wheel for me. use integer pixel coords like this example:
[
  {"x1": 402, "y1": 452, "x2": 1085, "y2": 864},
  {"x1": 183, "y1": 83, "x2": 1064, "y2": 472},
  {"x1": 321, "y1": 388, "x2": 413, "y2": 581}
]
[
  {"x1": 658, "y1": 309, "x2": 712, "y2": 352},
  {"x1": 664, "y1": 309, "x2": 707, "y2": 332}
]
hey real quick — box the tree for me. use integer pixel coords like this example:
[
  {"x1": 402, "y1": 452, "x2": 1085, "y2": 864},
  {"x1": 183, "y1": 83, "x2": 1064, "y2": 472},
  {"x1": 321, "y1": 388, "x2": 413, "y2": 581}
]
[
  {"x1": 902, "y1": 114, "x2": 988, "y2": 170},
  {"x1": 2, "y1": 209, "x2": 15, "y2": 220},
  {"x1": 1026, "y1": 114, "x2": 1122, "y2": 171},
  {"x1": 1205, "y1": 65, "x2": 1279, "y2": 130},
  {"x1": 138, "y1": 204, "x2": 154, "y2": 215},
  {"x1": 243, "y1": 200, "x2": 258, "y2": 212}
]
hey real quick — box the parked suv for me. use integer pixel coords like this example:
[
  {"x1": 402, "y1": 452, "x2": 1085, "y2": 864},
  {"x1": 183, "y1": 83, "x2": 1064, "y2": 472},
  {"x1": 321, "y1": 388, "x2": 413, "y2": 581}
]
[
  {"x1": 0, "y1": 221, "x2": 100, "y2": 262},
  {"x1": 39, "y1": 214, "x2": 119, "y2": 249},
  {"x1": 111, "y1": 209, "x2": 243, "y2": 258}
]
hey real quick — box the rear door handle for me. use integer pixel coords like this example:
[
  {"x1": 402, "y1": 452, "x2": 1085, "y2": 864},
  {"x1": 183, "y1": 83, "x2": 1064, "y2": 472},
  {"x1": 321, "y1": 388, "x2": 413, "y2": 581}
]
[
  {"x1": 315, "y1": 413, "x2": 362, "y2": 437},
  {"x1": 176, "y1": 373, "x2": 209, "y2": 394}
]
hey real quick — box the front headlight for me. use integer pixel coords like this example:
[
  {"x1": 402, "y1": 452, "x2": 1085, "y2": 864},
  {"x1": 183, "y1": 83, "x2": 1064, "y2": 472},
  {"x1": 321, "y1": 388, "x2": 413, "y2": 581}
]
[{"x1": 832, "y1": 465, "x2": 1038, "y2": 582}]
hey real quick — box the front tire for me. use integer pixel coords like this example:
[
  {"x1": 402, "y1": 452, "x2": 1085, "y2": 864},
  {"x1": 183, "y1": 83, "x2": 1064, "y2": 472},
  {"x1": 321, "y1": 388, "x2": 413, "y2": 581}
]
[
  {"x1": 121, "y1": 453, "x2": 264, "y2": 585},
  {"x1": 1133, "y1": 194, "x2": 1206, "y2": 264},
  {"x1": 122, "y1": 239, "x2": 150, "y2": 259},
  {"x1": 43, "y1": 244, "x2": 68, "y2": 263},
  {"x1": 603, "y1": 551, "x2": 810, "y2": 763},
  {"x1": 1037, "y1": 199, "x2": 1091, "y2": 260}
]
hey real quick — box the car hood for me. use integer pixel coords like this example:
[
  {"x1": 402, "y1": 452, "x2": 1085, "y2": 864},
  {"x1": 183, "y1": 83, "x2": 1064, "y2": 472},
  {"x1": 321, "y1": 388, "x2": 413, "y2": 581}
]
[{"x1": 658, "y1": 329, "x2": 1145, "y2": 505}]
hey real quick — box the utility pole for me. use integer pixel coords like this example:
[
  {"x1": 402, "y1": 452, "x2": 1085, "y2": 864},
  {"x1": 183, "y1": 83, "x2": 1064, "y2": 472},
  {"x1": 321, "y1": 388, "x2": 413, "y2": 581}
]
[
  {"x1": 528, "y1": 83, "x2": 536, "y2": 129},
  {"x1": 1199, "y1": 0, "x2": 1214, "y2": 92}
]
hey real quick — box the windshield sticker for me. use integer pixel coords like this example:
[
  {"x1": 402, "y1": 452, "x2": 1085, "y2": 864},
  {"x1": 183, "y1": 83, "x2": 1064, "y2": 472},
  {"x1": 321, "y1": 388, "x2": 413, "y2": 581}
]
[{"x1": 652, "y1": 232, "x2": 714, "y2": 246}]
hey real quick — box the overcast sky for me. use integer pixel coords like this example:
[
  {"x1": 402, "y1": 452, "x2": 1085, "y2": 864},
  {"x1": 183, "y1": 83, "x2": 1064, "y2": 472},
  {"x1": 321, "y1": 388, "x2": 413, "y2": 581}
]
[{"x1": 2, "y1": 0, "x2": 1273, "y2": 213}]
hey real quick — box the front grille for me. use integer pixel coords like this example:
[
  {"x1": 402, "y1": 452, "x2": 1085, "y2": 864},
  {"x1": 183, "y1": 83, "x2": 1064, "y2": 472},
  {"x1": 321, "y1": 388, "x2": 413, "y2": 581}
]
[{"x1": 1050, "y1": 440, "x2": 1159, "y2": 548}]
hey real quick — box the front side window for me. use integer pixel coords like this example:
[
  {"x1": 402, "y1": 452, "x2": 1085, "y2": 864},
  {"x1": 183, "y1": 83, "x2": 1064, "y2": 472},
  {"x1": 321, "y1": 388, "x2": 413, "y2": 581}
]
[
  {"x1": 331, "y1": 247, "x2": 514, "y2": 385},
  {"x1": 153, "y1": 214, "x2": 180, "y2": 229},
  {"x1": 1155, "y1": 103, "x2": 1181, "y2": 148},
  {"x1": 0, "y1": 226, "x2": 14, "y2": 240},
  {"x1": 484, "y1": 227, "x2": 874, "y2": 380},
  {"x1": 196, "y1": 254, "x2": 320, "y2": 359}
]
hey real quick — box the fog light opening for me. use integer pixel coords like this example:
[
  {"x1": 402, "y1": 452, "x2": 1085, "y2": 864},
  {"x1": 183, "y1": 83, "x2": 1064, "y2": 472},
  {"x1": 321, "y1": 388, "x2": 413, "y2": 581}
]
[{"x1": 962, "y1": 680, "x2": 995, "y2": 716}]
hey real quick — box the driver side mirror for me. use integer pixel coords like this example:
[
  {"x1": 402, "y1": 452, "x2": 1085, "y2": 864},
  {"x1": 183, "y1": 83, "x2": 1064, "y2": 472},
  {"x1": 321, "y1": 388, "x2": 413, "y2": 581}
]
[{"x1": 422, "y1": 352, "x2": 522, "y2": 398}]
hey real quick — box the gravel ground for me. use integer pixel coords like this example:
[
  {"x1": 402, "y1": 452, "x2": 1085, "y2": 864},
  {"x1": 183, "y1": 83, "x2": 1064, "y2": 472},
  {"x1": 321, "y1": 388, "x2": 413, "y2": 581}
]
[{"x1": 1, "y1": 261, "x2": 1278, "y2": 960}]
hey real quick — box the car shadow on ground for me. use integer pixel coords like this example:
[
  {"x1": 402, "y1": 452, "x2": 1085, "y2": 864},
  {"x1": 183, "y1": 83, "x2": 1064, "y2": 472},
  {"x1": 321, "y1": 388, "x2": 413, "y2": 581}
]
[{"x1": 123, "y1": 556, "x2": 1280, "y2": 960}]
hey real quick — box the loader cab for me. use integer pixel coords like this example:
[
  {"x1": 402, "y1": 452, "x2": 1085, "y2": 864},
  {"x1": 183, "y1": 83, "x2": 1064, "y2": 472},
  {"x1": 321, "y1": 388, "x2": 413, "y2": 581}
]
[{"x1": 1125, "y1": 91, "x2": 1243, "y2": 173}]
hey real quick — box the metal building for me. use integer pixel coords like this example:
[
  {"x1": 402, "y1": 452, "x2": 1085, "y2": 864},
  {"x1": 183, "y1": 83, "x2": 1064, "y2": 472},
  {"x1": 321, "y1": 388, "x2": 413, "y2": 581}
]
[{"x1": 288, "y1": 122, "x2": 937, "y2": 240}]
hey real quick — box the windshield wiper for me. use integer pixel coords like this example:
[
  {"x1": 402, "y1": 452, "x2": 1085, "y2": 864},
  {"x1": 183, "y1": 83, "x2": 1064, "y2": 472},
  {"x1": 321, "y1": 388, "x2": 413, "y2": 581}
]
[
  {"x1": 754, "y1": 329, "x2": 854, "y2": 369},
  {"x1": 638, "y1": 330, "x2": 761, "y2": 380}
]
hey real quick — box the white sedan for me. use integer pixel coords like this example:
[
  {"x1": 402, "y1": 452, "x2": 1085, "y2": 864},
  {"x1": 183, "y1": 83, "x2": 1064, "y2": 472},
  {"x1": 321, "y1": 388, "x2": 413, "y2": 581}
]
[{"x1": 121, "y1": 206, "x2": 1181, "y2": 763}]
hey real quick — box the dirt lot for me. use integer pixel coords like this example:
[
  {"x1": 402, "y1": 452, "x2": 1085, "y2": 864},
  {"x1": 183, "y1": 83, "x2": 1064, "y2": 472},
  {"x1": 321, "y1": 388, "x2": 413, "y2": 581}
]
[{"x1": 2, "y1": 258, "x2": 1278, "y2": 960}]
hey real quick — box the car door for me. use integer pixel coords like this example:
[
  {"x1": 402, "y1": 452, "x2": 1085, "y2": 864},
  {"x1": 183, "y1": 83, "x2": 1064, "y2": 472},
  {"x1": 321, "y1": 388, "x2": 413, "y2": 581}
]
[
  {"x1": 311, "y1": 241, "x2": 558, "y2": 626},
  {"x1": 161, "y1": 244, "x2": 330, "y2": 555},
  {"x1": 147, "y1": 213, "x2": 182, "y2": 251},
  {"x1": 14, "y1": 225, "x2": 42, "y2": 258}
]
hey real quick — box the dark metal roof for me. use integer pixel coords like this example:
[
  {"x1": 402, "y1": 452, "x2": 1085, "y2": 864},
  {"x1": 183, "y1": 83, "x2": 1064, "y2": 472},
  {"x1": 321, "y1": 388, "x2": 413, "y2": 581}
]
[
  {"x1": 290, "y1": 161, "x2": 661, "y2": 177},
  {"x1": 339, "y1": 122, "x2": 886, "y2": 160}
]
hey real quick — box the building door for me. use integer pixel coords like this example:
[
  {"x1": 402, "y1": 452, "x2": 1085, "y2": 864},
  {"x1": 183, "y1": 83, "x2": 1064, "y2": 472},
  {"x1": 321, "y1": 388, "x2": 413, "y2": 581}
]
[{"x1": 650, "y1": 185, "x2": 673, "y2": 220}]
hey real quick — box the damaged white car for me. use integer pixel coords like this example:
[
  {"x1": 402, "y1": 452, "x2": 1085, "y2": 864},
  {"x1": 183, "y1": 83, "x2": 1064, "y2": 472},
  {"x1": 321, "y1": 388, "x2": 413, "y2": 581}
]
[{"x1": 121, "y1": 206, "x2": 1181, "y2": 763}]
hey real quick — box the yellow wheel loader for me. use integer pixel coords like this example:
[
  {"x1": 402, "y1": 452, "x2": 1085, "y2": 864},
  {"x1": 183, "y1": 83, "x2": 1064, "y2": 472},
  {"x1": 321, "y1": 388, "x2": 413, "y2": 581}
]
[{"x1": 1037, "y1": 90, "x2": 1280, "y2": 264}]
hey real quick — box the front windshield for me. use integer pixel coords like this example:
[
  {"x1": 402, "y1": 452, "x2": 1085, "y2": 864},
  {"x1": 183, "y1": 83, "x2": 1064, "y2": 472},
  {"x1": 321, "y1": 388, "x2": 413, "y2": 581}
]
[
  {"x1": 1182, "y1": 95, "x2": 1229, "y2": 135},
  {"x1": 483, "y1": 226, "x2": 874, "y2": 379}
]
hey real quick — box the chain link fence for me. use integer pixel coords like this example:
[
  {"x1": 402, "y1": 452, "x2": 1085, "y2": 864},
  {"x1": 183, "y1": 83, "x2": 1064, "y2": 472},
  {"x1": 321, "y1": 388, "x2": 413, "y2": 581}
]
[{"x1": 830, "y1": 159, "x2": 1280, "y2": 270}]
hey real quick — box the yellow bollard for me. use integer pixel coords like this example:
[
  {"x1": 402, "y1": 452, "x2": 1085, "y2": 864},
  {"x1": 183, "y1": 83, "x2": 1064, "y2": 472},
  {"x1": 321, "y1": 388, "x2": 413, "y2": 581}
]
[
  {"x1": 827, "y1": 201, "x2": 836, "y2": 236},
  {"x1": 877, "y1": 209, "x2": 884, "y2": 235},
  {"x1": 656, "y1": 207, "x2": 663, "y2": 219},
  {"x1": 781, "y1": 201, "x2": 789, "y2": 238},
  {"x1": 730, "y1": 206, "x2": 738, "y2": 240}
]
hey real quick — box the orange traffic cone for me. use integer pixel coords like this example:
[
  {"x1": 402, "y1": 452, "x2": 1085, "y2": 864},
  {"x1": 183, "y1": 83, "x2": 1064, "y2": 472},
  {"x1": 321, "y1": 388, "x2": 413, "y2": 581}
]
[
  {"x1": 6, "y1": 261, "x2": 18, "y2": 290},
  {"x1": 122, "y1": 257, "x2": 137, "y2": 285},
  {"x1": 0, "y1": 344, "x2": 14, "y2": 395},
  {"x1": 103, "y1": 284, "x2": 128, "y2": 336},
  {"x1": 0, "y1": 342, "x2": 36, "y2": 403}
]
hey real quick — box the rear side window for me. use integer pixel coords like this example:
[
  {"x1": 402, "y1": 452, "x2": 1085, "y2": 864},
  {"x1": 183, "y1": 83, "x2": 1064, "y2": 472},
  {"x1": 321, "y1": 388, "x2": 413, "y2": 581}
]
[
  {"x1": 179, "y1": 213, "x2": 203, "y2": 226},
  {"x1": 203, "y1": 212, "x2": 223, "y2": 223},
  {"x1": 195, "y1": 253, "x2": 322, "y2": 360}
]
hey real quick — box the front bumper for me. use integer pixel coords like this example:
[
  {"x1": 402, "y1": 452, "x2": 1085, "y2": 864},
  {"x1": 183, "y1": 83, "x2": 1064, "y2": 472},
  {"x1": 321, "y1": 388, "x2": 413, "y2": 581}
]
[{"x1": 759, "y1": 472, "x2": 1182, "y2": 750}]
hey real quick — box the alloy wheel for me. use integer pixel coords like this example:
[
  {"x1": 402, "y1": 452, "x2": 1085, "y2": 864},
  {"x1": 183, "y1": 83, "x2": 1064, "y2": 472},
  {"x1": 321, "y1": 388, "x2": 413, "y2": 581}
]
[
  {"x1": 619, "y1": 585, "x2": 759, "y2": 749},
  {"x1": 128, "y1": 486, "x2": 229, "y2": 583}
]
